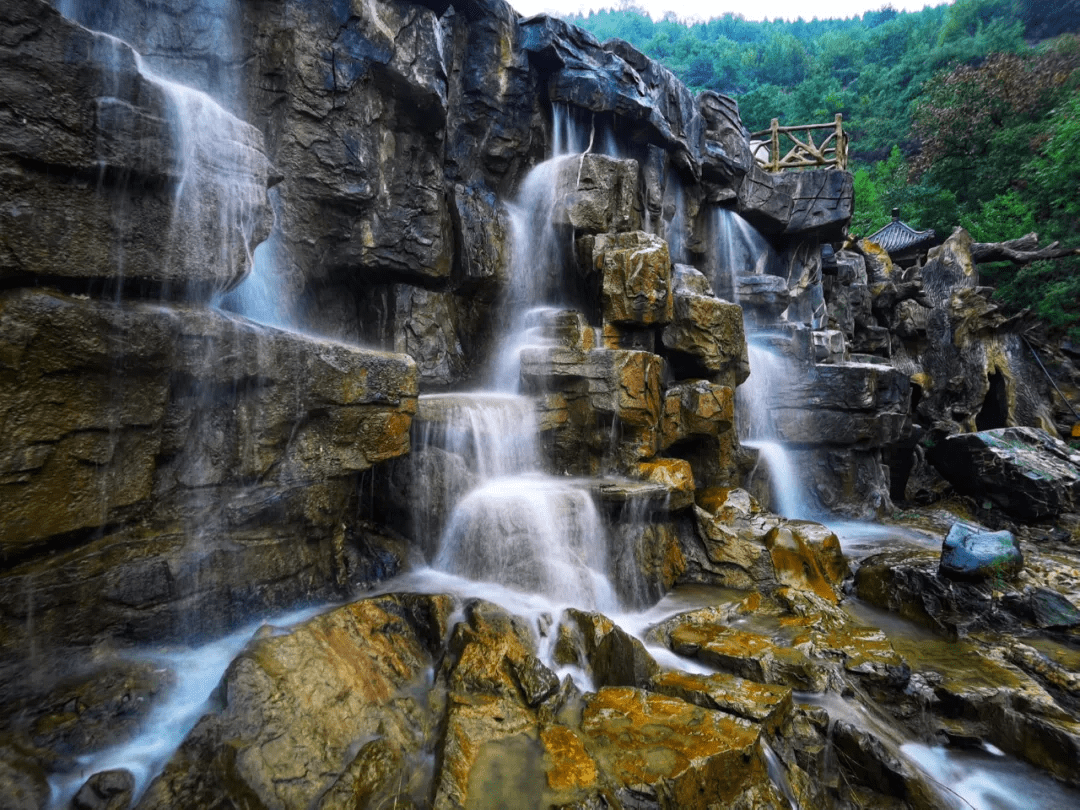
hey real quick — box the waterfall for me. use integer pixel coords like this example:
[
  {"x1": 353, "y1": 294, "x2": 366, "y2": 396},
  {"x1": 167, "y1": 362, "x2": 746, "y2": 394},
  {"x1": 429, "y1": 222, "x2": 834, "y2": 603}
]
[
  {"x1": 416, "y1": 392, "x2": 615, "y2": 612},
  {"x1": 418, "y1": 108, "x2": 622, "y2": 610},
  {"x1": 707, "y1": 207, "x2": 781, "y2": 303},
  {"x1": 58, "y1": 0, "x2": 283, "y2": 323},
  {"x1": 138, "y1": 57, "x2": 267, "y2": 300},
  {"x1": 739, "y1": 341, "x2": 814, "y2": 520}
]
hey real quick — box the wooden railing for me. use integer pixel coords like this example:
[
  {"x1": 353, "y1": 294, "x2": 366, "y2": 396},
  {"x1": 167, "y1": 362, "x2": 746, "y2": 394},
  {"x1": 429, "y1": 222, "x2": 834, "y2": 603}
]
[{"x1": 750, "y1": 114, "x2": 848, "y2": 172}]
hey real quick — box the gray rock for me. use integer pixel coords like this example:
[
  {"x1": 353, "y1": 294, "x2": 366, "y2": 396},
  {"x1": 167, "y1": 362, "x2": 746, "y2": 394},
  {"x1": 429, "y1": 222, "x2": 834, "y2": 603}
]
[
  {"x1": 939, "y1": 523, "x2": 1023, "y2": 583},
  {"x1": 660, "y1": 287, "x2": 749, "y2": 387},
  {"x1": 776, "y1": 169, "x2": 853, "y2": 239},
  {"x1": 736, "y1": 274, "x2": 790, "y2": 326},
  {"x1": 553, "y1": 154, "x2": 639, "y2": 234},
  {"x1": 931, "y1": 427, "x2": 1080, "y2": 520},
  {"x1": 587, "y1": 231, "x2": 673, "y2": 327},
  {"x1": 520, "y1": 18, "x2": 700, "y2": 178},
  {"x1": 0, "y1": 0, "x2": 273, "y2": 297},
  {"x1": 561, "y1": 609, "x2": 660, "y2": 688},
  {"x1": 72, "y1": 769, "x2": 135, "y2": 810}
]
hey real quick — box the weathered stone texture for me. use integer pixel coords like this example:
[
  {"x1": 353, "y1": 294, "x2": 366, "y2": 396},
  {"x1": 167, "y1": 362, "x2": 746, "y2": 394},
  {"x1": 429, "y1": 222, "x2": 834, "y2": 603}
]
[
  {"x1": 0, "y1": 0, "x2": 273, "y2": 296},
  {"x1": 931, "y1": 427, "x2": 1080, "y2": 520},
  {"x1": 589, "y1": 231, "x2": 673, "y2": 326},
  {"x1": 0, "y1": 289, "x2": 417, "y2": 649}
]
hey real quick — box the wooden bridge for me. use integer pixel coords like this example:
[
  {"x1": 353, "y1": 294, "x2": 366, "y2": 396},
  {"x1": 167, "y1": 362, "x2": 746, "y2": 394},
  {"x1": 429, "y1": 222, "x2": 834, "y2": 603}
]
[{"x1": 750, "y1": 114, "x2": 849, "y2": 172}]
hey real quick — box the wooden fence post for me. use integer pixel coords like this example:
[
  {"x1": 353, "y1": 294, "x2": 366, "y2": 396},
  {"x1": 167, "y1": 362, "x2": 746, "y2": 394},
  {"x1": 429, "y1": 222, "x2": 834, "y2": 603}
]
[
  {"x1": 770, "y1": 118, "x2": 780, "y2": 173},
  {"x1": 834, "y1": 114, "x2": 845, "y2": 170}
]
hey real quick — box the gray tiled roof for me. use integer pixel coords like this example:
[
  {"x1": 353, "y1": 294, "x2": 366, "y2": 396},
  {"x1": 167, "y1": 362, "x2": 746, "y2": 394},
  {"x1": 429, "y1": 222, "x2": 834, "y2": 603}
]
[{"x1": 868, "y1": 211, "x2": 935, "y2": 254}]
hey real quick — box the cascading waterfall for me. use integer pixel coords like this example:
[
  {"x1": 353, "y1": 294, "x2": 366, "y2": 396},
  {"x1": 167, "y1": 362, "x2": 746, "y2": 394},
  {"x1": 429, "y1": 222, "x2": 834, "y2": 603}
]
[
  {"x1": 418, "y1": 111, "x2": 623, "y2": 611},
  {"x1": 738, "y1": 338, "x2": 814, "y2": 521},
  {"x1": 707, "y1": 206, "x2": 782, "y2": 302}
]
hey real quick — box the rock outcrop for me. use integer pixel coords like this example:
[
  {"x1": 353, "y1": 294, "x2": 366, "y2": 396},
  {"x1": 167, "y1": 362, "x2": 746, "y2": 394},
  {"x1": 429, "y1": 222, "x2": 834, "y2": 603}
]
[{"x1": 0, "y1": 287, "x2": 418, "y2": 659}]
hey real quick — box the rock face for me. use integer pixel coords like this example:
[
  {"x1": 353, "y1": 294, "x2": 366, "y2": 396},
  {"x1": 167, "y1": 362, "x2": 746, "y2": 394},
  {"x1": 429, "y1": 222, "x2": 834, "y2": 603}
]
[
  {"x1": 0, "y1": 0, "x2": 274, "y2": 297},
  {"x1": 0, "y1": 288, "x2": 418, "y2": 655}
]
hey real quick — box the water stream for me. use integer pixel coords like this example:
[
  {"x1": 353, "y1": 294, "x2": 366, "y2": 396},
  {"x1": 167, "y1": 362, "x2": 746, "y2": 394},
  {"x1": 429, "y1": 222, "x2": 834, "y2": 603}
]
[
  {"x1": 739, "y1": 340, "x2": 816, "y2": 519},
  {"x1": 38, "y1": 8, "x2": 1080, "y2": 808}
]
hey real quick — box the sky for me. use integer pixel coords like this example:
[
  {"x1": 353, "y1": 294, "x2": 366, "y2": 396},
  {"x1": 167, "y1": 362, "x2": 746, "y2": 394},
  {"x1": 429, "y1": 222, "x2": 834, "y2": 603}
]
[{"x1": 511, "y1": 0, "x2": 954, "y2": 23}]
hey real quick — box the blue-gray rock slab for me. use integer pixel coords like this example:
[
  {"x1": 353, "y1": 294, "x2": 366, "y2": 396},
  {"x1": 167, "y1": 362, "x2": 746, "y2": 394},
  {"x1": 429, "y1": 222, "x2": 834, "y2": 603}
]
[
  {"x1": 932, "y1": 427, "x2": 1080, "y2": 520},
  {"x1": 939, "y1": 522, "x2": 1023, "y2": 583}
]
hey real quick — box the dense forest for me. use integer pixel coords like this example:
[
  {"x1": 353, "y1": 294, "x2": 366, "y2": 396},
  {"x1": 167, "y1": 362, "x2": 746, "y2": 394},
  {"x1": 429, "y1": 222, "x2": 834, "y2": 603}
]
[{"x1": 567, "y1": 0, "x2": 1080, "y2": 340}]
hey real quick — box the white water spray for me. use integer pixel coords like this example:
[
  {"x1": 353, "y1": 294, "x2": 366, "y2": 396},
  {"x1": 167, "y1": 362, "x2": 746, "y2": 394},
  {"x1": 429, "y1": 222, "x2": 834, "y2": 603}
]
[
  {"x1": 738, "y1": 341, "x2": 814, "y2": 519},
  {"x1": 708, "y1": 207, "x2": 781, "y2": 303}
]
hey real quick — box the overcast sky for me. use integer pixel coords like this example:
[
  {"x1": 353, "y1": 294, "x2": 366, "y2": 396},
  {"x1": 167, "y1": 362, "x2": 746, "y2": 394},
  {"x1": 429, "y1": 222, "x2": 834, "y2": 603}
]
[{"x1": 511, "y1": 0, "x2": 954, "y2": 23}]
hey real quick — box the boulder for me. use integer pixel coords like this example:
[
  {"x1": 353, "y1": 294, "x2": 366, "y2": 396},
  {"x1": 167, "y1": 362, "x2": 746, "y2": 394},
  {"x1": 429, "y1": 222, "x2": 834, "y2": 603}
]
[
  {"x1": 736, "y1": 274, "x2": 790, "y2": 326},
  {"x1": 939, "y1": 523, "x2": 1023, "y2": 583},
  {"x1": 660, "y1": 380, "x2": 735, "y2": 450},
  {"x1": 646, "y1": 670, "x2": 792, "y2": 734},
  {"x1": 135, "y1": 594, "x2": 454, "y2": 810},
  {"x1": 1002, "y1": 588, "x2": 1080, "y2": 630},
  {"x1": 432, "y1": 600, "x2": 554, "y2": 808},
  {"x1": 633, "y1": 458, "x2": 696, "y2": 510},
  {"x1": 736, "y1": 164, "x2": 793, "y2": 232},
  {"x1": 697, "y1": 91, "x2": 753, "y2": 186},
  {"x1": 775, "y1": 169, "x2": 853, "y2": 239},
  {"x1": 0, "y1": 0, "x2": 273, "y2": 297},
  {"x1": 553, "y1": 154, "x2": 639, "y2": 234},
  {"x1": 559, "y1": 609, "x2": 660, "y2": 688},
  {"x1": 586, "y1": 232, "x2": 673, "y2": 327},
  {"x1": 931, "y1": 427, "x2": 1080, "y2": 520},
  {"x1": 577, "y1": 687, "x2": 778, "y2": 809},
  {"x1": 667, "y1": 621, "x2": 827, "y2": 692},
  {"x1": 682, "y1": 491, "x2": 851, "y2": 593},
  {"x1": 661, "y1": 283, "x2": 749, "y2": 387},
  {"x1": 520, "y1": 347, "x2": 664, "y2": 431},
  {"x1": 892, "y1": 230, "x2": 1059, "y2": 437},
  {"x1": 72, "y1": 769, "x2": 135, "y2": 810},
  {"x1": 852, "y1": 549, "x2": 1076, "y2": 638}
]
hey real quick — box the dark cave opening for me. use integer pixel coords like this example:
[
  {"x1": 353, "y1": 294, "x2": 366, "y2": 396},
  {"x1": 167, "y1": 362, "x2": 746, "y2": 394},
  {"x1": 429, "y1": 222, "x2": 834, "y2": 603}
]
[{"x1": 976, "y1": 370, "x2": 1009, "y2": 431}]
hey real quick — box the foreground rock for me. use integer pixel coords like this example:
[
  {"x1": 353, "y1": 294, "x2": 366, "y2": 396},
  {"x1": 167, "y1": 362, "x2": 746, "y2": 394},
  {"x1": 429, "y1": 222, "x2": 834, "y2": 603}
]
[
  {"x1": 931, "y1": 427, "x2": 1080, "y2": 520},
  {"x1": 126, "y1": 594, "x2": 800, "y2": 810},
  {"x1": 136, "y1": 594, "x2": 454, "y2": 809},
  {"x1": 939, "y1": 522, "x2": 1023, "y2": 583}
]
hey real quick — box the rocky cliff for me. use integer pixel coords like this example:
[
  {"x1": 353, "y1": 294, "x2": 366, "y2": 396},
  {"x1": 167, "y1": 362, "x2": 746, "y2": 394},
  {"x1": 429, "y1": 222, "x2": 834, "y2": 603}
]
[{"x1": 2, "y1": 1, "x2": 1080, "y2": 808}]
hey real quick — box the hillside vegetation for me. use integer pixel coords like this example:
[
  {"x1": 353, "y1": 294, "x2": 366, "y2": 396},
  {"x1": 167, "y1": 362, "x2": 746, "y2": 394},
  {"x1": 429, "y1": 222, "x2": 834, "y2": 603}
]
[{"x1": 568, "y1": 1, "x2": 1080, "y2": 339}]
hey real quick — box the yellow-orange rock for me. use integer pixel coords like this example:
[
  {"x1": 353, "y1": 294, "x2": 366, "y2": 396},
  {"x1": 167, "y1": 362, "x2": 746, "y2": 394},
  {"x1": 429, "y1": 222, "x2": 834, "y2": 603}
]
[{"x1": 578, "y1": 687, "x2": 776, "y2": 808}]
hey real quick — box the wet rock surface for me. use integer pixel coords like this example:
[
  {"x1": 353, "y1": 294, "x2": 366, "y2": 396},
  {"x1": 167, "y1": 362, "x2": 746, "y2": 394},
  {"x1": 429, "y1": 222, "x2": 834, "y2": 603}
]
[
  {"x1": 136, "y1": 593, "x2": 454, "y2": 810},
  {"x1": 939, "y1": 522, "x2": 1023, "y2": 582},
  {"x1": 931, "y1": 427, "x2": 1080, "y2": 520},
  {"x1": 0, "y1": 0, "x2": 274, "y2": 297},
  {"x1": 0, "y1": 288, "x2": 417, "y2": 652},
  {"x1": 6, "y1": 0, "x2": 1080, "y2": 808}
]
